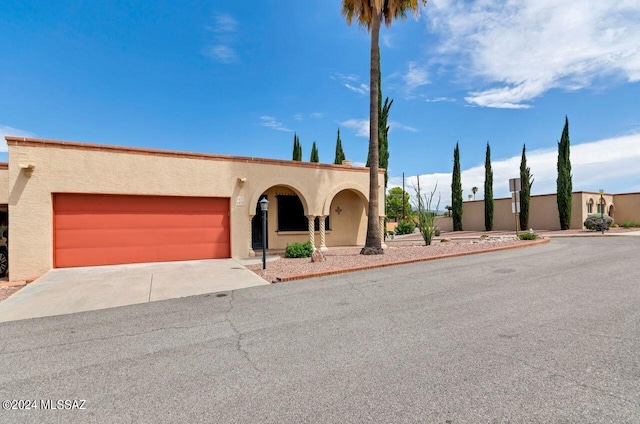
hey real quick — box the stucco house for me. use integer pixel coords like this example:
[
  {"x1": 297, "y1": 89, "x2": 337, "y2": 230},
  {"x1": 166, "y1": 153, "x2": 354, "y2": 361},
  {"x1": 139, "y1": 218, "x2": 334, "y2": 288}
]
[{"x1": 3, "y1": 136, "x2": 385, "y2": 282}]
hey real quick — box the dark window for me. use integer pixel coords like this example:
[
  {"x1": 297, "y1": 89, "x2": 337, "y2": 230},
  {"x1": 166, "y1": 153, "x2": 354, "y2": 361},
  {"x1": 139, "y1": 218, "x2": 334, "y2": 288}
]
[
  {"x1": 277, "y1": 195, "x2": 330, "y2": 232},
  {"x1": 277, "y1": 195, "x2": 307, "y2": 231}
]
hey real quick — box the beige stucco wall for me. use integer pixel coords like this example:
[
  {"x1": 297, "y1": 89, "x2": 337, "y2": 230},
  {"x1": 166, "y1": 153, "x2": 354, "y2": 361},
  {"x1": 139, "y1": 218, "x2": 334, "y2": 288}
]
[
  {"x1": 7, "y1": 138, "x2": 383, "y2": 281},
  {"x1": 460, "y1": 192, "x2": 598, "y2": 231},
  {"x1": 612, "y1": 192, "x2": 640, "y2": 223},
  {"x1": 434, "y1": 216, "x2": 453, "y2": 232}
]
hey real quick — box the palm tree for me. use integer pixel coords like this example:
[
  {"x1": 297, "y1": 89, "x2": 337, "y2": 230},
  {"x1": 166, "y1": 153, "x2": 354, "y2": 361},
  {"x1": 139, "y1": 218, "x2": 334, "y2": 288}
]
[
  {"x1": 342, "y1": 0, "x2": 426, "y2": 255},
  {"x1": 472, "y1": 186, "x2": 478, "y2": 200}
]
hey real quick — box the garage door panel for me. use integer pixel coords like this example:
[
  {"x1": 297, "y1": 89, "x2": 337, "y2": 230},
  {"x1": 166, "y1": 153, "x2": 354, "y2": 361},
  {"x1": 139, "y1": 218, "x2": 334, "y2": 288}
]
[
  {"x1": 54, "y1": 213, "x2": 228, "y2": 230},
  {"x1": 55, "y1": 228, "x2": 227, "y2": 249},
  {"x1": 55, "y1": 244, "x2": 230, "y2": 268},
  {"x1": 53, "y1": 194, "x2": 231, "y2": 268}
]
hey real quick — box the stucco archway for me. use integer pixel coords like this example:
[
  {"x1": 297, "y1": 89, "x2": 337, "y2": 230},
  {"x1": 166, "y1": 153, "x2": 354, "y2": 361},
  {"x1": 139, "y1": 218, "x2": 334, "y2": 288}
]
[
  {"x1": 322, "y1": 183, "x2": 369, "y2": 217},
  {"x1": 249, "y1": 181, "x2": 310, "y2": 218}
]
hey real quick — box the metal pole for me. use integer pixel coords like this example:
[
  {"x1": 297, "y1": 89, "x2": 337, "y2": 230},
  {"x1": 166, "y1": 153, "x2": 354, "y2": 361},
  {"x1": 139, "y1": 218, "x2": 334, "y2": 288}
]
[
  {"x1": 262, "y1": 209, "x2": 267, "y2": 269},
  {"x1": 402, "y1": 172, "x2": 405, "y2": 220},
  {"x1": 600, "y1": 192, "x2": 605, "y2": 235}
]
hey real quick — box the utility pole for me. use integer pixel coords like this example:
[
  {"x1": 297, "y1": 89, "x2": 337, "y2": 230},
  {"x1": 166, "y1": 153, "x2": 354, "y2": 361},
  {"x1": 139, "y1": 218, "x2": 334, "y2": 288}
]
[{"x1": 402, "y1": 172, "x2": 406, "y2": 219}]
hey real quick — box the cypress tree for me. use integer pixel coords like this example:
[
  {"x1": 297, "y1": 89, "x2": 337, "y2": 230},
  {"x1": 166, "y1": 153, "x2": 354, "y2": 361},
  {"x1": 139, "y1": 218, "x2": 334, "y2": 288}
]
[
  {"x1": 451, "y1": 142, "x2": 463, "y2": 231},
  {"x1": 292, "y1": 133, "x2": 298, "y2": 161},
  {"x1": 519, "y1": 144, "x2": 534, "y2": 230},
  {"x1": 334, "y1": 129, "x2": 345, "y2": 165},
  {"x1": 292, "y1": 133, "x2": 302, "y2": 161},
  {"x1": 556, "y1": 117, "x2": 572, "y2": 230},
  {"x1": 310, "y1": 141, "x2": 319, "y2": 163},
  {"x1": 484, "y1": 142, "x2": 494, "y2": 232}
]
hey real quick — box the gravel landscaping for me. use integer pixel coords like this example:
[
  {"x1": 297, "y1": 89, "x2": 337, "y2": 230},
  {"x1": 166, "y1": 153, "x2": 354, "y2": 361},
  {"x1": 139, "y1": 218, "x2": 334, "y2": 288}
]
[
  {"x1": 0, "y1": 286, "x2": 22, "y2": 302},
  {"x1": 247, "y1": 236, "x2": 542, "y2": 283}
]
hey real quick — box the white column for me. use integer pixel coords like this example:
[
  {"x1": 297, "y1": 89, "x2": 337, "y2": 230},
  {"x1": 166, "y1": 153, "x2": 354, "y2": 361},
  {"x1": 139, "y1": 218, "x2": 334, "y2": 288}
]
[
  {"x1": 380, "y1": 216, "x2": 388, "y2": 249},
  {"x1": 319, "y1": 215, "x2": 328, "y2": 251},
  {"x1": 248, "y1": 215, "x2": 256, "y2": 257},
  {"x1": 307, "y1": 215, "x2": 316, "y2": 250}
]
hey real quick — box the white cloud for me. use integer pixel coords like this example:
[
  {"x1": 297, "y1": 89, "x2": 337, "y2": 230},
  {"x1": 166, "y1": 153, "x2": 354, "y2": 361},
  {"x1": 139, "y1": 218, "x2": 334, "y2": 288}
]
[
  {"x1": 428, "y1": 0, "x2": 640, "y2": 108},
  {"x1": 204, "y1": 45, "x2": 237, "y2": 63},
  {"x1": 211, "y1": 13, "x2": 238, "y2": 33},
  {"x1": 0, "y1": 125, "x2": 35, "y2": 152},
  {"x1": 332, "y1": 73, "x2": 369, "y2": 95},
  {"x1": 341, "y1": 118, "x2": 419, "y2": 138},
  {"x1": 389, "y1": 133, "x2": 640, "y2": 208},
  {"x1": 389, "y1": 121, "x2": 418, "y2": 133},
  {"x1": 341, "y1": 119, "x2": 370, "y2": 138},
  {"x1": 204, "y1": 12, "x2": 239, "y2": 64},
  {"x1": 425, "y1": 97, "x2": 456, "y2": 103},
  {"x1": 403, "y1": 61, "x2": 429, "y2": 96},
  {"x1": 260, "y1": 116, "x2": 292, "y2": 132}
]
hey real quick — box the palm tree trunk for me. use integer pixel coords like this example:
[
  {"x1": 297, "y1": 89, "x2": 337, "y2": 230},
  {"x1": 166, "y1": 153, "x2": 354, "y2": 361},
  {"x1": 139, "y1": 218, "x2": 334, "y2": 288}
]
[{"x1": 361, "y1": 8, "x2": 383, "y2": 255}]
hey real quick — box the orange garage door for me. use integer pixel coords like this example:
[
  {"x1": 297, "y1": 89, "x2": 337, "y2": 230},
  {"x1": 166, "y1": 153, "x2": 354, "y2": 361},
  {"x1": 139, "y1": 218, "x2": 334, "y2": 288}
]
[{"x1": 53, "y1": 194, "x2": 230, "y2": 268}]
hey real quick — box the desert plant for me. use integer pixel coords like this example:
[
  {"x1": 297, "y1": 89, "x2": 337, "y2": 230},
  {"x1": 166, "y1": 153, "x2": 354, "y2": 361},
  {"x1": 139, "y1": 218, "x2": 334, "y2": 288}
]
[
  {"x1": 434, "y1": 227, "x2": 441, "y2": 237},
  {"x1": 518, "y1": 232, "x2": 539, "y2": 240},
  {"x1": 620, "y1": 219, "x2": 638, "y2": 228},
  {"x1": 584, "y1": 214, "x2": 613, "y2": 232},
  {"x1": 285, "y1": 241, "x2": 314, "y2": 258},
  {"x1": 480, "y1": 234, "x2": 489, "y2": 239},
  {"x1": 415, "y1": 179, "x2": 441, "y2": 246},
  {"x1": 395, "y1": 219, "x2": 415, "y2": 235}
]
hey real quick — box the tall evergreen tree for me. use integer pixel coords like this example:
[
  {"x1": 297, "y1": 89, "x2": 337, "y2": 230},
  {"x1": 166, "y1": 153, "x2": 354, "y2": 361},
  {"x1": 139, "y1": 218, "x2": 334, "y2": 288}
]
[
  {"x1": 519, "y1": 144, "x2": 534, "y2": 230},
  {"x1": 484, "y1": 142, "x2": 494, "y2": 231},
  {"x1": 310, "y1": 141, "x2": 319, "y2": 163},
  {"x1": 292, "y1": 133, "x2": 302, "y2": 161},
  {"x1": 451, "y1": 142, "x2": 463, "y2": 231},
  {"x1": 556, "y1": 116, "x2": 573, "y2": 230},
  {"x1": 334, "y1": 129, "x2": 345, "y2": 165},
  {"x1": 292, "y1": 133, "x2": 298, "y2": 161}
]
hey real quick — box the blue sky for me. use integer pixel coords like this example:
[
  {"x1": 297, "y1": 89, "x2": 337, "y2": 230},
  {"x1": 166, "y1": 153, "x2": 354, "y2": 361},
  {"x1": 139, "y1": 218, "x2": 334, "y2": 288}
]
[{"x1": 2, "y1": 0, "x2": 639, "y2": 206}]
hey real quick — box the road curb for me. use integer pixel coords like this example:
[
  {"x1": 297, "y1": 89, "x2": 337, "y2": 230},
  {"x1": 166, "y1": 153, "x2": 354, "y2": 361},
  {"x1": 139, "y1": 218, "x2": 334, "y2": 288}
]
[{"x1": 275, "y1": 237, "x2": 550, "y2": 283}]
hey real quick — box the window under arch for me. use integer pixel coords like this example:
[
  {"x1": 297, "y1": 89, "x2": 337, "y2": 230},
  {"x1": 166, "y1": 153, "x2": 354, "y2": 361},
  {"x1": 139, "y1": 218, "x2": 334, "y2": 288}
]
[{"x1": 276, "y1": 194, "x2": 329, "y2": 232}]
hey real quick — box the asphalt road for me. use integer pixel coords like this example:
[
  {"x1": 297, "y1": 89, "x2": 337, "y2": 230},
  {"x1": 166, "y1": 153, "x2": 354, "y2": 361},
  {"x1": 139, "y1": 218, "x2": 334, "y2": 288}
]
[{"x1": 1, "y1": 237, "x2": 639, "y2": 423}]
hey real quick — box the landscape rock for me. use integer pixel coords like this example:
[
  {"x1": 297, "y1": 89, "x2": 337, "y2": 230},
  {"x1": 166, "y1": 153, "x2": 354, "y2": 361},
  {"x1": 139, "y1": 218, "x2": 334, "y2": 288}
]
[{"x1": 311, "y1": 250, "x2": 326, "y2": 262}]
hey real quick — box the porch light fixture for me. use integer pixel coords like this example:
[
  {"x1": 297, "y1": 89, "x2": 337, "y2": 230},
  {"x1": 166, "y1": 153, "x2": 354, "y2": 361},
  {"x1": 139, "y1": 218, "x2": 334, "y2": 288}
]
[
  {"x1": 19, "y1": 163, "x2": 35, "y2": 177},
  {"x1": 260, "y1": 197, "x2": 269, "y2": 269}
]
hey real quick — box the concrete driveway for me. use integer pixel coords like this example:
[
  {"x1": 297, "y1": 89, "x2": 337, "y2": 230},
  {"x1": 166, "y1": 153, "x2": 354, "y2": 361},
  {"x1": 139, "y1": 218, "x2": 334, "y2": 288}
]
[{"x1": 0, "y1": 259, "x2": 270, "y2": 323}]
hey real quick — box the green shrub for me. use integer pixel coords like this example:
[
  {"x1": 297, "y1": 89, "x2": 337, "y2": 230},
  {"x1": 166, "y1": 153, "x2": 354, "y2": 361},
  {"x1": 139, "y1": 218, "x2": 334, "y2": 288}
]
[
  {"x1": 480, "y1": 234, "x2": 489, "y2": 239},
  {"x1": 584, "y1": 214, "x2": 613, "y2": 232},
  {"x1": 285, "y1": 241, "x2": 314, "y2": 258},
  {"x1": 395, "y1": 219, "x2": 415, "y2": 235},
  {"x1": 518, "y1": 232, "x2": 538, "y2": 240},
  {"x1": 620, "y1": 219, "x2": 637, "y2": 228},
  {"x1": 434, "y1": 227, "x2": 441, "y2": 237}
]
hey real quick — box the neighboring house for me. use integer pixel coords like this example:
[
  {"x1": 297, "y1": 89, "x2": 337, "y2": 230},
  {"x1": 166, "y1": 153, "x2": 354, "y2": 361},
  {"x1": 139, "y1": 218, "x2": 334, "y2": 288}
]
[
  {"x1": 3, "y1": 136, "x2": 385, "y2": 282},
  {"x1": 436, "y1": 191, "x2": 640, "y2": 232}
]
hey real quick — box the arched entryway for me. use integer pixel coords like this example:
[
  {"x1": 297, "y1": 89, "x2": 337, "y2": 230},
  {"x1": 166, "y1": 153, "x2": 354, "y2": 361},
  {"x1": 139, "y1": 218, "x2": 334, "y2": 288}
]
[
  {"x1": 250, "y1": 185, "x2": 312, "y2": 251},
  {"x1": 608, "y1": 204, "x2": 615, "y2": 219},
  {"x1": 324, "y1": 188, "x2": 368, "y2": 246}
]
